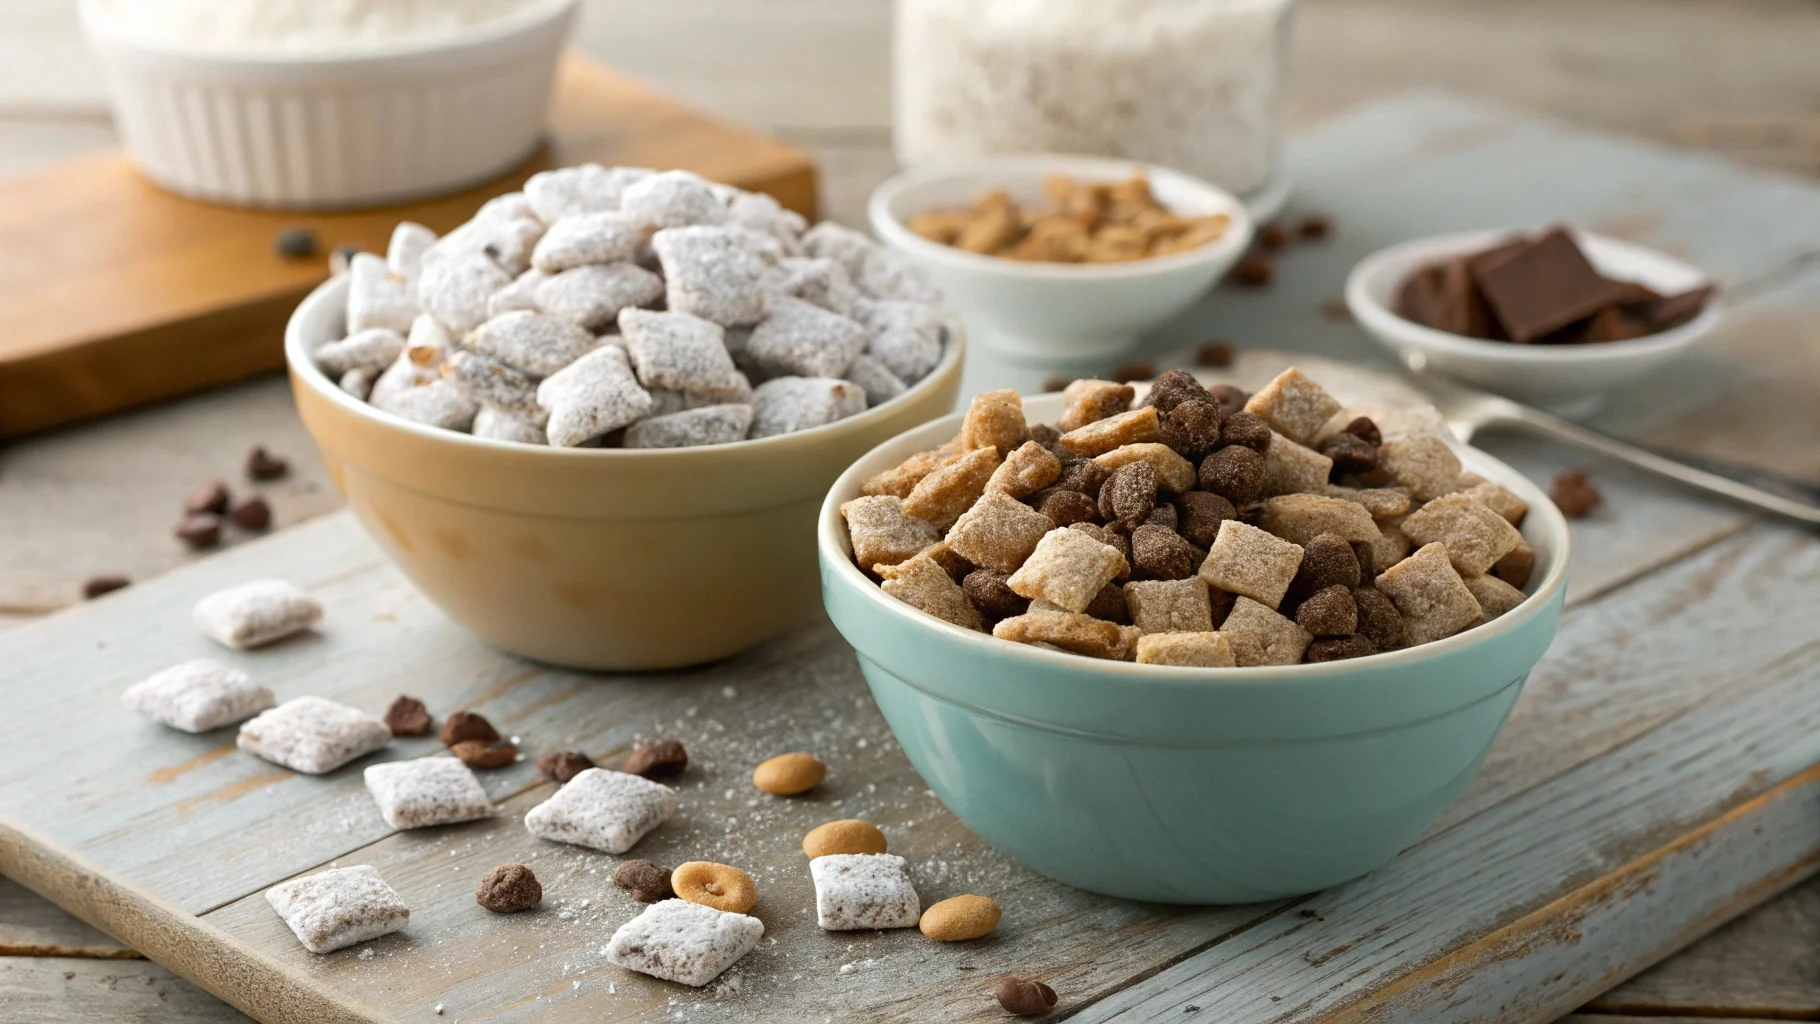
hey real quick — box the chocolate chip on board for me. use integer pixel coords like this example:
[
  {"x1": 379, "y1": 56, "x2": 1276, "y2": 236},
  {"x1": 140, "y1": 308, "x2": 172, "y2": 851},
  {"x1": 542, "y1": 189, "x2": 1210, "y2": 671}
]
[
  {"x1": 244, "y1": 445, "x2": 291, "y2": 482},
  {"x1": 81, "y1": 575, "x2": 131, "y2": 600},
  {"x1": 475, "y1": 863, "x2": 541, "y2": 913},
  {"x1": 613, "y1": 859, "x2": 674, "y2": 902},
  {"x1": 184, "y1": 480, "x2": 231, "y2": 516},
  {"x1": 535, "y1": 750, "x2": 596, "y2": 784},
  {"x1": 175, "y1": 513, "x2": 223, "y2": 550},
  {"x1": 229, "y1": 496, "x2": 272, "y2": 530},
  {"x1": 995, "y1": 978, "x2": 1059, "y2": 1016},
  {"x1": 622, "y1": 738, "x2": 688, "y2": 777},
  {"x1": 274, "y1": 227, "x2": 321, "y2": 260},
  {"x1": 450, "y1": 739, "x2": 517, "y2": 768},
  {"x1": 1550, "y1": 470, "x2": 1601, "y2": 518},
  {"x1": 439, "y1": 709, "x2": 500, "y2": 747},
  {"x1": 383, "y1": 696, "x2": 432, "y2": 737}
]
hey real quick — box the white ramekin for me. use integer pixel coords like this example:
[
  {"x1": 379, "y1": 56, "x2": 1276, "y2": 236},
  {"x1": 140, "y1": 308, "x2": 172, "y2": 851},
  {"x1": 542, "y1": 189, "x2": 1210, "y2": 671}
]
[{"x1": 78, "y1": 0, "x2": 579, "y2": 210}]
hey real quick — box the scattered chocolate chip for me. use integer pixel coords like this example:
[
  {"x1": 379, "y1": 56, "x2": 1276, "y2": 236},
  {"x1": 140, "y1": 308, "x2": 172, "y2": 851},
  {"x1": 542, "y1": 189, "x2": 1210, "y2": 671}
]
[
  {"x1": 1110, "y1": 361, "x2": 1154, "y2": 384},
  {"x1": 175, "y1": 513, "x2": 223, "y2": 550},
  {"x1": 1353, "y1": 588, "x2": 1405, "y2": 650},
  {"x1": 1296, "y1": 585, "x2": 1358, "y2": 636},
  {"x1": 229, "y1": 495, "x2": 272, "y2": 530},
  {"x1": 1298, "y1": 213, "x2": 1332, "y2": 240},
  {"x1": 244, "y1": 445, "x2": 290, "y2": 482},
  {"x1": 614, "y1": 859, "x2": 674, "y2": 902},
  {"x1": 1320, "y1": 297, "x2": 1352, "y2": 322},
  {"x1": 451, "y1": 739, "x2": 517, "y2": 768},
  {"x1": 1230, "y1": 254, "x2": 1274, "y2": 288},
  {"x1": 184, "y1": 479, "x2": 231, "y2": 515},
  {"x1": 1131, "y1": 524, "x2": 1195, "y2": 581},
  {"x1": 1199, "y1": 445, "x2": 1266, "y2": 506},
  {"x1": 1039, "y1": 489, "x2": 1100, "y2": 527},
  {"x1": 1319, "y1": 434, "x2": 1378, "y2": 477},
  {"x1": 964, "y1": 569, "x2": 1028, "y2": 620},
  {"x1": 996, "y1": 978, "x2": 1059, "y2": 1016},
  {"x1": 1343, "y1": 416, "x2": 1382, "y2": 447},
  {"x1": 1306, "y1": 634, "x2": 1377, "y2": 663},
  {"x1": 1550, "y1": 470, "x2": 1601, "y2": 518},
  {"x1": 1160, "y1": 399, "x2": 1223, "y2": 461},
  {"x1": 1194, "y1": 341, "x2": 1234, "y2": 368},
  {"x1": 439, "y1": 709, "x2": 500, "y2": 747},
  {"x1": 1099, "y1": 461, "x2": 1158, "y2": 530},
  {"x1": 1144, "y1": 369, "x2": 1213, "y2": 413},
  {"x1": 1174, "y1": 491, "x2": 1237, "y2": 548},
  {"x1": 1207, "y1": 383, "x2": 1249, "y2": 420},
  {"x1": 384, "y1": 696, "x2": 432, "y2": 737},
  {"x1": 535, "y1": 750, "x2": 596, "y2": 784},
  {"x1": 1258, "y1": 223, "x2": 1291, "y2": 250},
  {"x1": 274, "y1": 227, "x2": 320, "y2": 260},
  {"x1": 1218, "y1": 411, "x2": 1272, "y2": 455},
  {"x1": 475, "y1": 863, "x2": 541, "y2": 913},
  {"x1": 1085, "y1": 581, "x2": 1130, "y2": 623},
  {"x1": 1040, "y1": 375, "x2": 1073, "y2": 394},
  {"x1": 81, "y1": 575, "x2": 130, "y2": 599},
  {"x1": 623, "y1": 737, "x2": 688, "y2": 777}
]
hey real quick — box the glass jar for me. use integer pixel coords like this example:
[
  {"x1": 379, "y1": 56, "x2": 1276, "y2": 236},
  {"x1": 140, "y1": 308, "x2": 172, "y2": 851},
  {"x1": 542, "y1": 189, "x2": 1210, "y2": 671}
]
[{"x1": 893, "y1": 0, "x2": 1295, "y2": 202}]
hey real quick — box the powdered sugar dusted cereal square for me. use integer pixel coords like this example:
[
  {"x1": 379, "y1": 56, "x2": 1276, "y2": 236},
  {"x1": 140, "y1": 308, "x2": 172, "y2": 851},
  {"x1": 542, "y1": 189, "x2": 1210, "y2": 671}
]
[
  {"x1": 472, "y1": 406, "x2": 548, "y2": 445},
  {"x1": 443, "y1": 349, "x2": 542, "y2": 419},
  {"x1": 347, "y1": 253, "x2": 416, "y2": 334},
  {"x1": 652, "y1": 225, "x2": 772, "y2": 326},
  {"x1": 534, "y1": 263, "x2": 664, "y2": 331},
  {"x1": 618, "y1": 171, "x2": 728, "y2": 231},
  {"x1": 606, "y1": 899, "x2": 764, "y2": 988},
  {"x1": 314, "y1": 327, "x2": 404, "y2": 378},
  {"x1": 466, "y1": 311, "x2": 595, "y2": 378},
  {"x1": 844, "y1": 353, "x2": 907, "y2": 407},
  {"x1": 385, "y1": 222, "x2": 436, "y2": 290},
  {"x1": 266, "y1": 865, "x2": 408, "y2": 955},
  {"x1": 531, "y1": 211, "x2": 645, "y2": 273},
  {"x1": 193, "y1": 579, "x2": 322, "y2": 649},
  {"x1": 1198, "y1": 520, "x2": 1302, "y2": 610},
  {"x1": 879, "y1": 553, "x2": 983, "y2": 630},
  {"x1": 523, "y1": 768, "x2": 676, "y2": 854},
  {"x1": 745, "y1": 296, "x2": 867, "y2": 379},
  {"x1": 1244, "y1": 367, "x2": 1342, "y2": 445},
  {"x1": 768, "y1": 256, "x2": 859, "y2": 316},
  {"x1": 122, "y1": 659, "x2": 273, "y2": 733},
  {"x1": 619, "y1": 309, "x2": 747, "y2": 398},
  {"x1": 1007, "y1": 528, "x2": 1130, "y2": 613},
  {"x1": 748, "y1": 377, "x2": 866, "y2": 438},
  {"x1": 623, "y1": 405, "x2": 753, "y2": 448},
  {"x1": 364, "y1": 756, "x2": 492, "y2": 830},
  {"x1": 1376, "y1": 542, "x2": 1484, "y2": 645},
  {"x1": 857, "y1": 300, "x2": 944, "y2": 383},
  {"x1": 842, "y1": 496, "x2": 941, "y2": 570},
  {"x1": 810, "y1": 853, "x2": 921, "y2": 931},
  {"x1": 417, "y1": 251, "x2": 510, "y2": 335},
  {"x1": 238, "y1": 696, "x2": 391, "y2": 774},
  {"x1": 802, "y1": 221, "x2": 879, "y2": 277},
  {"x1": 536, "y1": 345, "x2": 654, "y2": 447},
  {"x1": 525, "y1": 163, "x2": 646, "y2": 222},
  {"x1": 1221, "y1": 597, "x2": 1313, "y2": 667}
]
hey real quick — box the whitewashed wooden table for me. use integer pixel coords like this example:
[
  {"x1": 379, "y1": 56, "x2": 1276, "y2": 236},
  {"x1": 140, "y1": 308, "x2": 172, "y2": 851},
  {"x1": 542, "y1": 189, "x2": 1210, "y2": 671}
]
[{"x1": 3, "y1": 1, "x2": 1819, "y2": 1021}]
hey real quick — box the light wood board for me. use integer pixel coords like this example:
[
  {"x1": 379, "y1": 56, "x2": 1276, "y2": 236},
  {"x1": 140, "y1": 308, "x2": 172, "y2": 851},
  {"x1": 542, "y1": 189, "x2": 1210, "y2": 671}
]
[{"x1": 0, "y1": 55, "x2": 816, "y2": 439}]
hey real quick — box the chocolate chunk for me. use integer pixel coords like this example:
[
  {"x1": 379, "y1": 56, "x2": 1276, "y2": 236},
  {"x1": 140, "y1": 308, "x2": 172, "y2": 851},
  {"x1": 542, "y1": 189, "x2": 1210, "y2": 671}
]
[
  {"x1": 623, "y1": 738, "x2": 688, "y2": 777},
  {"x1": 244, "y1": 445, "x2": 291, "y2": 481},
  {"x1": 81, "y1": 575, "x2": 130, "y2": 599},
  {"x1": 1258, "y1": 223, "x2": 1292, "y2": 250},
  {"x1": 184, "y1": 480, "x2": 231, "y2": 516},
  {"x1": 175, "y1": 513, "x2": 223, "y2": 550},
  {"x1": 1229, "y1": 254, "x2": 1274, "y2": 288},
  {"x1": 451, "y1": 740, "x2": 517, "y2": 768},
  {"x1": 1111, "y1": 361, "x2": 1154, "y2": 384},
  {"x1": 439, "y1": 709, "x2": 499, "y2": 747},
  {"x1": 1474, "y1": 228, "x2": 1629, "y2": 342},
  {"x1": 229, "y1": 496, "x2": 272, "y2": 530},
  {"x1": 535, "y1": 750, "x2": 596, "y2": 783},
  {"x1": 1298, "y1": 213, "x2": 1333, "y2": 240},
  {"x1": 384, "y1": 696, "x2": 432, "y2": 737},
  {"x1": 1638, "y1": 285, "x2": 1715, "y2": 331},
  {"x1": 1550, "y1": 470, "x2": 1601, "y2": 518},
  {"x1": 476, "y1": 864, "x2": 541, "y2": 913}
]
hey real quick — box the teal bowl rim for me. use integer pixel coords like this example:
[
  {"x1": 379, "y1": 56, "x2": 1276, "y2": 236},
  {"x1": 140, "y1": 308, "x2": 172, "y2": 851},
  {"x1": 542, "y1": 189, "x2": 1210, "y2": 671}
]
[{"x1": 817, "y1": 388, "x2": 1571, "y2": 739}]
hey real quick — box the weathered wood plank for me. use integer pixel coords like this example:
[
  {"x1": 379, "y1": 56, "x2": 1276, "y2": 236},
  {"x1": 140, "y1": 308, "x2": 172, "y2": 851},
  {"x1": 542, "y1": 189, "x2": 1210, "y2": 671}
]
[
  {"x1": 0, "y1": 957, "x2": 251, "y2": 1024},
  {"x1": 0, "y1": 876, "x2": 134, "y2": 958}
]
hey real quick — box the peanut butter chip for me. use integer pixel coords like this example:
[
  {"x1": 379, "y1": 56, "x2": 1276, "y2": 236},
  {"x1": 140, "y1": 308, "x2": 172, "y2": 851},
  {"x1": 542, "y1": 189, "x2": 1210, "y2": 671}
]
[
  {"x1": 671, "y1": 861, "x2": 756, "y2": 914},
  {"x1": 919, "y1": 894, "x2": 1001, "y2": 941},
  {"x1": 753, "y1": 752, "x2": 825, "y2": 795},
  {"x1": 802, "y1": 819, "x2": 888, "y2": 859}
]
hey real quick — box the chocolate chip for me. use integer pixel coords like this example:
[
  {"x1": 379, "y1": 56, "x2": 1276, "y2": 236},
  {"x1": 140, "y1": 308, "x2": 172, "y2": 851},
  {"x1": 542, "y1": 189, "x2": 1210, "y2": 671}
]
[
  {"x1": 81, "y1": 575, "x2": 130, "y2": 599},
  {"x1": 184, "y1": 480, "x2": 231, "y2": 515},
  {"x1": 1111, "y1": 361, "x2": 1154, "y2": 384},
  {"x1": 1258, "y1": 223, "x2": 1291, "y2": 250},
  {"x1": 535, "y1": 750, "x2": 595, "y2": 783},
  {"x1": 1550, "y1": 470, "x2": 1601, "y2": 518},
  {"x1": 229, "y1": 496, "x2": 271, "y2": 530},
  {"x1": 1353, "y1": 587, "x2": 1405, "y2": 650},
  {"x1": 1099, "y1": 461, "x2": 1157, "y2": 530},
  {"x1": 623, "y1": 738, "x2": 688, "y2": 777},
  {"x1": 1218, "y1": 411, "x2": 1272, "y2": 455},
  {"x1": 274, "y1": 227, "x2": 320, "y2": 260},
  {"x1": 1085, "y1": 581, "x2": 1130, "y2": 623},
  {"x1": 1299, "y1": 213, "x2": 1333, "y2": 240},
  {"x1": 1194, "y1": 341, "x2": 1234, "y2": 368},
  {"x1": 1144, "y1": 369, "x2": 1213, "y2": 413},
  {"x1": 1343, "y1": 416, "x2": 1382, "y2": 447},
  {"x1": 1296, "y1": 585, "x2": 1358, "y2": 636},
  {"x1": 1041, "y1": 375, "x2": 1073, "y2": 394},
  {"x1": 964, "y1": 569, "x2": 1028, "y2": 620},
  {"x1": 1292, "y1": 533, "x2": 1362, "y2": 599},
  {"x1": 995, "y1": 978, "x2": 1059, "y2": 1016},
  {"x1": 1230, "y1": 254, "x2": 1274, "y2": 288},
  {"x1": 1319, "y1": 434, "x2": 1378, "y2": 477},
  {"x1": 1199, "y1": 446, "x2": 1265, "y2": 506},
  {"x1": 451, "y1": 739, "x2": 517, "y2": 768},
  {"x1": 1306, "y1": 634, "x2": 1376, "y2": 662},
  {"x1": 1131, "y1": 524, "x2": 1195, "y2": 580},
  {"x1": 1160, "y1": 399, "x2": 1223, "y2": 461},
  {"x1": 384, "y1": 696, "x2": 432, "y2": 737},
  {"x1": 175, "y1": 513, "x2": 222, "y2": 549},
  {"x1": 614, "y1": 859, "x2": 674, "y2": 902},
  {"x1": 475, "y1": 864, "x2": 541, "y2": 913},
  {"x1": 1174, "y1": 491, "x2": 1237, "y2": 548},
  {"x1": 1206, "y1": 383, "x2": 1248, "y2": 419},
  {"x1": 439, "y1": 709, "x2": 499, "y2": 747},
  {"x1": 244, "y1": 445, "x2": 290, "y2": 482},
  {"x1": 1039, "y1": 489, "x2": 1100, "y2": 527}
]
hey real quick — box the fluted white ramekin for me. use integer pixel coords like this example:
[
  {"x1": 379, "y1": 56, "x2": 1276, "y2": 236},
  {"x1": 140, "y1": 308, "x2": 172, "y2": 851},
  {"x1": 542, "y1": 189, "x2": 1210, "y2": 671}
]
[{"x1": 78, "y1": 0, "x2": 579, "y2": 210}]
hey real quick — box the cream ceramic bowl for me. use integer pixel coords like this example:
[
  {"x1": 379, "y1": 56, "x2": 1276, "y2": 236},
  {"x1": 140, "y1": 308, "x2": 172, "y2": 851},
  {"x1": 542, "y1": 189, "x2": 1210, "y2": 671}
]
[
  {"x1": 1346, "y1": 228, "x2": 1721, "y2": 417},
  {"x1": 79, "y1": 0, "x2": 578, "y2": 209},
  {"x1": 869, "y1": 154, "x2": 1253, "y2": 366},
  {"x1": 286, "y1": 275, "x2": 963, "y2": 670}
]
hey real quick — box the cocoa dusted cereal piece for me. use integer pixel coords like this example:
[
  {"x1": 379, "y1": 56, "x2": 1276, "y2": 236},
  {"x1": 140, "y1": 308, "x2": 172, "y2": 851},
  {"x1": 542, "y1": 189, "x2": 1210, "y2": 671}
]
[
  {"x1": 903, "y1": 446, "x2": 1000, "y2": 529},
  {"x1": 1492, "y1": 541, "x2": 1536, "y2": 589},
  {"x1": 1130, "y1": 524, "x2": 1196, "y2": 580},
  {"x1": 996, "y1": 978, "x2": 1060, "y2": 1017},
  {"x1": 1400, "y1": 493, "x2": 1524, "y2": 577},
  {"x1": 947, "y1": 491, "x2": 1055, "y2": 573},
  {"x1": 1123, "y1": 578, "x2": 1214, "y2": 633},
  {"x1": 613, "y1": 859, "x2": 675, "y2": 902},
  {"x1": 1093, "y1": 442, "x2": 1197, "y2": 494},
  {"x1": 992, "y1": 610, "x2": 1142, "y2": 661},
  {"x1": 879, "y1": 553, "x2": 986, "y2": 630},
  {"x1": 1218, "y1": 410, "x2": 1273, "y2": 455},
  {"x1": 1110, "y1": 360, "x2": 1154, "y2": 384},
  {"x1": 1306, "y1": 635, "x2": 1376, "y2": 663},
  {"x1": 1038, "y1": 489, "x2": 1100, "y2": 527},
  {"x1": 864, "y1": 447, "x2": 961, "y2": 498},
  {"x1": 1220, "y1": 596, "x2": 1314, "y2": 666},
  {"x1": 1207, "y1": 383, "x2": 1249, "y2": 419},
  {"x1": 1058, "y1": 406, "x2": 1161, "y2": 457},
  {"x1": 1257, "y1": 493, "x2": 1380, "y2": 546},
  {"x1": 1198, "y1": 520, "x2": 1304, "y2": 610},
  {"x1": 623, "y1": 738, "x2": 689, "y2": 778},
  {"x1": 1376, "y1": 543, "x2": 1484, "y2": 645},
  {"x1": 1295, "y1": 585, "x2": 1358, "y2": 637},
  {"x1": 987, "y1": 440, "x2": 1063, "y2": 498},
  {"x1": 1145, "y1": 504, "x2": 1178, "y2": 531},
  {"x1": 1135, "y1": 631, "x2": 1237, "y2": 668},
  {"x1": 1199, "y1": 445, "x2": 1266, "y2": 506},
  {"x1": 476, "y1": 864, "x2": 542, "y2": 913},
  {"x1": 1143, "y1": 368, "x2": 1214, "y2": 413},
  {"x1": 1098, "y1": 460, "x2": 1158, "y2": 530},
  {"x1": 1029, "y1": 422, "x2": 1061, "y2": 446},
  {"x1": 1290, "y1": 533, "x2": 1362, "y2": 598},
  {"x1": 1551, "y1": 470, "x2": 1601, "y2": 518},
  {"x1": 841, "y1": 495, "x2": 942, "y2": 570},
  {"x1": 959, "y1": 388, "x2": 1027, "y2": 453},
  {"x1": 1260, "y1": 432, "x2": 1335, "y2": 497},
  {"x1": 1007, "y1": 528, "x2": 1130, "y2": 612},
  {"x1": 383, "y1": 696, "x2": 432, "y2": 737},
  {"x1": 1351, "y1": 587, "x2": 1404, "y2": 650},
  {"x1": 440, "y1": 709, "x2": 500, "y2": 747},
  {"x1": 1365, "y1": 520, "x2": 1414, "y2": 577},
  {"x1": 963, "y1": 569, "x2": 1029, "y2": 620},
  {"x1": 1085, "y1": 581, "x2": 1129, "y2": 622},
  {"x1": 536, "y1": 750, "x2": 596, "y2": 783},
  {"x1": 1379, "y1": 436, "x2": 1464, "y2": 502},
  {"x1": 1319, "y1": 433, "x2": 1379, "y2": 477},
  {"x1": 1160, "y1": 399, "x2": 1224, "y2": 461},
  {"x1": 1243, "y1": 368, "x2": 1343, "y2": 445},
  {"x1": 1175, "y1": 491, "x2": 1238, "y2": 548}
]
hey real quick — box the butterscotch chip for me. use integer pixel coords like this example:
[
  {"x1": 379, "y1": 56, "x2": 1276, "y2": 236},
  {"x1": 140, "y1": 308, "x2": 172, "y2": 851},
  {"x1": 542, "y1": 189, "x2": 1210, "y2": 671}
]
[
  {"x1": 919, "y1": 894, "x2": 1001, "y2": 941},
  {"x1": 1492, "y1": 542, "x2": 1535, "y2": 589},
  {"x1": 959, "y1": 389, "x2": 1026, "y2": 453},
  {"x1": 803, "y1": 819, "x2": 889, "y2": 859},
  {"x1": 1007, "y1": 528, "x2": 1131, "y2": 612},
  {"x1": 623, "y1": 738, "x2": 688, "y2": 778},
  {"x1": 1058, "y1": 379, "x2": 1135, "y2": 431},
  {"x1": 987, "y1": 440, "x2": 1063, "y2": 498},
  {"x1": 1220, "y1": 597, "x2": 1314, "y2": 666},
  {"x1": 672, "y1": 861, "x2": 757, "y2": 914},
  {"x1": 880, "y1": 553, "x2": 986, "y2": 630},
  {"x1": 992, "y1": 610, "x2": 1141, "y2": 660},
  {"x1": 1464, "y1": 573, "x2": 1527, "y2": 620},
  {"x1": 863, "y1": 446, "x2": 961, "y2": 498},
  {"x1": 440, "y1": 709, "x2": 499, "y2": 747},
  {"x1": 1199, "y1": 520, "x2": 1304, "y2": 610},
  {"x1": 1401, "y1": 493, "x2": 1524, "y2": 577},
  {"x1": 475, "y1": 864, "x2": 541, "y2": 913},
  {"x1": 1257, "y1": 494, "x2": 1380, "y2": 546},
  {"x1": 842, "y1": 495, "x2": 942, "y2": 570},
  {"x1": 383, "y1": 696, "x2": 432, "y2": 737},
  {"x1": 947, "y1": 491, "x2": 1055, "y2": 573},
  {"x1": 1058, "y1": 407, "x2": 1161, "y2": 457},
  {"x1": 1376, "y1": 543, "x2": 1483, "y2": 645},
  {"x1": 1379, "y1": 436, "x2": 1464, "y2": 501},
  {"x1": 1243, "y1": 368, "x2": 1343, "y2": 445},
  {"x1": 1260, "y1": 433, "x2": 1335, "y2": 497},
  {"x1": 1124, "y1": 578, "x2": 1214, "y2": 633},
  {"x1": 613, "y1": 859, "x2": 674, "y2": 902},
  {"x1": 753, "y1": 752, "x2": 825, "y2": 795},
  {"x1": 1135, "y1": 631, "x2": 1237, "y2": 667},
  {"x1": 903, "y1": 446, "x2": 1001, "y2": 529},
  {"x1": 1093, "y1": 442, "x2": 1197, "y2": 493}
]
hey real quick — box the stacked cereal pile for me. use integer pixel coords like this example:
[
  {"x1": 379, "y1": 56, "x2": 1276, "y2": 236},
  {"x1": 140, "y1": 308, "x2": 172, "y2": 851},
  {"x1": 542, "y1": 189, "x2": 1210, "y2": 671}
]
[
  {"x1": 316, "y1": 165, "x2": 949, "y2": 447},
  {"x1": 843, "y1": 367, "x2": 1535, "y2": 666}
]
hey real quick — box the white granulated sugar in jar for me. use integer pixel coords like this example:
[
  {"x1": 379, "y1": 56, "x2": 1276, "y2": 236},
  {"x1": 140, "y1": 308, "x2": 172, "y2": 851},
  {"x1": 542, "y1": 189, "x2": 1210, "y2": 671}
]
[
  {"x1": 895, "y1": 0, "x2": 1292, "y2": 196},
  {"x1": 100, "y1": 0, "x2": 556, "y2": 52}
]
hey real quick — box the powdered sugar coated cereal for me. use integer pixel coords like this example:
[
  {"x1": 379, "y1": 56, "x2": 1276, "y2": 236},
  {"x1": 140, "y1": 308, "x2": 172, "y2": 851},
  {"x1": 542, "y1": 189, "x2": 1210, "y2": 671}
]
[
  {"x1": 237, "y1": 696, "x2": 391, "y2": 774},
  {"x1": 748, "y1": 377, "x2": 866, "y2": 438},
  {"x1": 536, "y1": 345, "x2": 654, "y2": 447},
  {"x1": 623, "y1": 404, "x2": 754, "y2": 449},
  {"x1": 266, "y1": 865, "x2": 408, "y2": 955},
  {"x1": 122, "y1": 658, "x2": 273, "y2": 733},
  {"x1": 523, "y1": 767, "x2": 677, "y2": 854},
  {"x1": 605, "y1": 899, "x2": 764, "y2": 987},
  {"x1": 364, "y1": 756, "x2": 492, "y2": 830},
  {"x1": 193, "y1": 579, "x2": 322, "y2": 649},
  {"x1": 810, "y1": 853, "x2": 921, "y2": 930}
]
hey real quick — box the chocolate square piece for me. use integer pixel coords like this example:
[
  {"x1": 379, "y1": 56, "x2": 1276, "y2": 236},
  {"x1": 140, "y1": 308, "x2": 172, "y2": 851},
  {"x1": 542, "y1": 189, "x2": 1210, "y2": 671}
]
[{"x1": 1473, "y1": 228, "x2": 1627, "y2": 342}]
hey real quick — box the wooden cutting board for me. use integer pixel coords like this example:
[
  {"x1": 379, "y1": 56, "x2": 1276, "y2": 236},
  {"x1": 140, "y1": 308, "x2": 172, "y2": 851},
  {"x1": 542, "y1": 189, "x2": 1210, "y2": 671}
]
[{"x1": 0, "y1": 55, "x2": 816, "y2": 440}]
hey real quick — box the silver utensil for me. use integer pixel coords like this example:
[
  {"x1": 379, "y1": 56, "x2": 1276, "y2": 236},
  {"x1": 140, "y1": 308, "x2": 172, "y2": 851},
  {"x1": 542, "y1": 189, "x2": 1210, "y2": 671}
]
[{"x1": 1401, "y1": 353, "x2": 1820, "y2": 526}]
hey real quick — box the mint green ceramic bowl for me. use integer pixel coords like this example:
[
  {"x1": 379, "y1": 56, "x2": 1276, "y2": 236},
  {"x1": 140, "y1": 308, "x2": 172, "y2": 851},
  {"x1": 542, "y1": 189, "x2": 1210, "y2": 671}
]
[{"x1": 819, "y1": 391, "x2": 1569, "y2": 903}]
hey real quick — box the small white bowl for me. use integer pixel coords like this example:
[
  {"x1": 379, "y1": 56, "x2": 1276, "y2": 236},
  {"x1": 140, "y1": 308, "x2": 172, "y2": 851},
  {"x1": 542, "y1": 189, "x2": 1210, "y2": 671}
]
[
  {"x1": 869, "y1": 154, "x2": 1253, "y2": 366},
  {"x1": 1346, "y1": 228, "x2": 1721, "y2": 417},
  {"x1": 79, "y1": 0, "x2": 578, "y2": 209}
]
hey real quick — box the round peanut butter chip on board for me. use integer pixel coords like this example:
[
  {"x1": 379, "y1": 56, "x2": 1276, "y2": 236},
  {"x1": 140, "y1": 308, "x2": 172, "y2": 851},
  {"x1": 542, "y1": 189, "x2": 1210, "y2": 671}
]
[
  {"x1": 919, "y1": 894, "x2": 1001, "y2": 942},
  {"x1": 753, "y1": 752, "x2": 824, "y2": 795},
  {"x1": 802, "y1": 819, "x2": 888, "y2": 859},
  {"x1": 671, "y1": 861, "x2": 756, "y2": 914}
]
